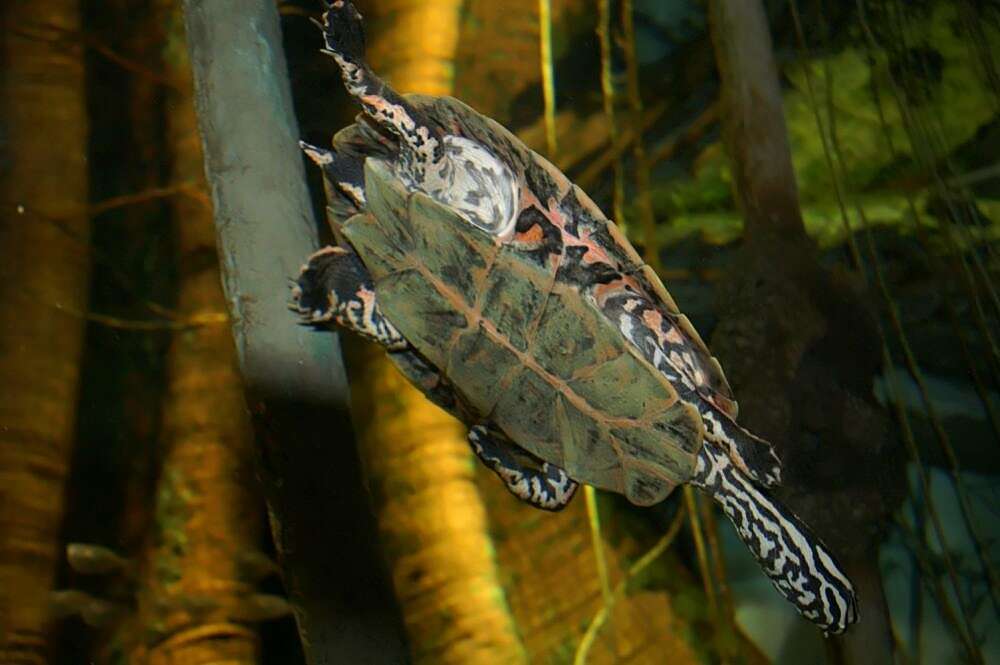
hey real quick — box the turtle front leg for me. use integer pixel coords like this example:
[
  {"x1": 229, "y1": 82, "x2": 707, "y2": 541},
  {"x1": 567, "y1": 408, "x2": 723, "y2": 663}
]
[
  {"x1": 317, "y1": 1, "x2": 444, "y2": 180},
  {"x1": 468, "y1": 425, "x2": 579, "y2": 511},
  {"x1": 691, "y1": 441, "x2": 858, "y2": 635},
  {"x1": 292, "y1": 245, "x2": 406, "y2": 350},
  {"x1": 293, "y1": 244, "x2": 467, "y2": 416}
]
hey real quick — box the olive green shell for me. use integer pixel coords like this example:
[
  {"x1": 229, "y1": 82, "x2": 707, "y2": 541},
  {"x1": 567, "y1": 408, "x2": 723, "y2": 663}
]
[
  {"x1": 413, "y1": 94, "x2": 739, "y2": 420},
  {"x1": 342, "y1": 159, "x2": 704, "y2": 506}
]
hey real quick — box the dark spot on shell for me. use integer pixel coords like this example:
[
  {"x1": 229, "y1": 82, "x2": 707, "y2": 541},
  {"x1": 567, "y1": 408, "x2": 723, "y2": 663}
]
[
  {"x1": 513, "y1": 206, "x2": 563, "y2": 266},
  {"x1": 558, "y1": 246, "x2": 621, "y2": 286},
  {"x1": 524, "y1": 163, "x2": 560, "y2": 204}
]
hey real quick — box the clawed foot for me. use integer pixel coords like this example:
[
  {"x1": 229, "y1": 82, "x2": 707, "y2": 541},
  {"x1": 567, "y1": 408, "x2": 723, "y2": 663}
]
[
  {"x1": 316, "y1": 0, "x2": 366, "y2": 63},
  {"x1": 291, "y1": 246, "x2": 345, "y2": 324},
  {"x1": 290, "y1": 245, "x2": 408, "y2": 349}
]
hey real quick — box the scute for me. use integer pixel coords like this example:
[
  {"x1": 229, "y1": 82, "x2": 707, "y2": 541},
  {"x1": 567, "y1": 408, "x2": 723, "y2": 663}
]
[
  {"x1": 493, "y1": 370, "x2": 570, "y2": 467},
  {"x1": 557, "y1": 398, "x2": 621, "y2": 486},
  {"x1": 408, "y1": 191, "x2": 493, "y2": 306},
  {"x1": 530, "y1": 287, "x2": 613, "y2": 381},
  {"x1": 567, "y1": 352, "x2": 677, "y2": 422},
  {"x1": 342, "y1": 159, "x2": 415, "y2": 275},
  {"x1": 478, "y1": 247, "x2": 550, "y2": 353},
  {"x1": 447, "y1": 325, "x2": 520, "y2": 414},
  {"x1": 347, "y1": 155, "x2": 705, "y2": 494}
]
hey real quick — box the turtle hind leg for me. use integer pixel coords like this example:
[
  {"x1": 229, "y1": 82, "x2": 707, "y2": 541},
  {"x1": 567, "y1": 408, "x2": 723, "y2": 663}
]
[
  {"x1": 468, "y1": 425, "x2": 578, "y2": 511},
  {"x1": 292, "y1": 245, "x2": 406, "y2": 350},
  {"x1": 691, "y1": 441, "x2": 858, "y2": 635}
]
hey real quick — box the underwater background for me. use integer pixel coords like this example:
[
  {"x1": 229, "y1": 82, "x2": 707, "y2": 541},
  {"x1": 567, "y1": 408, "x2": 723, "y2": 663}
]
[{"x1": 0, "y1": 0, "x2": 997, "y2": 663}]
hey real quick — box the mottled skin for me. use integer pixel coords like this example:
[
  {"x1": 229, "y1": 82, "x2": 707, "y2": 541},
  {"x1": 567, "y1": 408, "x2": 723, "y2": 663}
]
[{"x1": 292, "y1": 0, "x2": 858, "y2": 634}]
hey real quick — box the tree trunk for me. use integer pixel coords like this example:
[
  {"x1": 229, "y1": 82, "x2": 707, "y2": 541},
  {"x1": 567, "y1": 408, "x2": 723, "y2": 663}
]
[
  {"x1": 0, "y1": 1, "x2": 90, "y2": 662},
  {"x1": 707, "y1": 0, "x2": 900, "y2": 660},
  {"x1": 180, "y1": 2, "x2": 408, "y2": 662},
  {"x1": 131, "y1": 5, "x2": 263, "y2": 663},
  {"x1": 345, "y1": 2, "x2": 526, "y2": 663}
]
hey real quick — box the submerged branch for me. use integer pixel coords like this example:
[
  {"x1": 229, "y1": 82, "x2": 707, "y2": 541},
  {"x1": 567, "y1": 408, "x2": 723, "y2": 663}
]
[
  {"x1": 621, "y1": 0, "x2": 659, "y2": 269},
  {"x1": 597, "y1": 0, "x2": 625, "y2": 227},
  {"x1": 0, "y1": 1, "x2": 90, "y2": 660},
  {"x1": 181, "y1": 2, "x2": 407, "y2": 661},
  {"x1": 538, "y1": 0, "x2": 557, "y2": 157}
]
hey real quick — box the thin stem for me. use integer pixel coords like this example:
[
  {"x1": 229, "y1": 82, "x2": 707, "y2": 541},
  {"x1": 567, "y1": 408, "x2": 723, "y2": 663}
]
[
  {"x1": 573, "y1": 508, "x2": 686, "y2": 665},
  {"x1": 80, "y1": 308, "x2": 227, "y2": 331},
  {"x1": 791, "y1": 4, "x2": 987, "y2": 660},
  {"x1": 583, "y1": 486, "x2": 616, "y2": 659},
  {"x1": 913, "y1": 223, "x2": 1000, "y2": 447},
  {"x1": 699, "y1": 495, "x2": 734, "y2": 626},
  {"x1": 881, "y1": 345, "x2": 982, "y2": 663},
  {"x1": 597, "y1": 0, "x2": 626, "y2": 227},
  {"x1": 538, "y1": 0, "x2": 558, "y2": 157},
  {"x1": 683, "y1": 486, "x2": 718, "y2": 619},
  {"x1": 621, "y1": 0, "x2": 659, "y2": 269},
  {"x1": 89, "y1": 182, "x2": 206, "y2": 216},
  {"x1": 5, "y1": 202, "x2": 188, "y2": 322},
  {"x1": 855, "y1": 0, "x2": 1000, "y2": 621},
  {"x1": 12, "y1": 23, "x2": 183, "y2": 93}
]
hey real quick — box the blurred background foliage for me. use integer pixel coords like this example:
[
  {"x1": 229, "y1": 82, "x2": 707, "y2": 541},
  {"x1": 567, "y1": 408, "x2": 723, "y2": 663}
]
[{"x1": 0, "y1": 0, "x2": 997, "y2": 663}]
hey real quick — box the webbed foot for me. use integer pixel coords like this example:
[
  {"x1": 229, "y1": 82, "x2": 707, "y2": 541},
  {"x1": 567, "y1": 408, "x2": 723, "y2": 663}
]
[
  {"x1": 469, "y1": 425, "x2": 578, "y2": 511},
  {"x1": 300, "y1": 141, "x2": 366, "y2": 209},
  {"x1": 318, "y1": 1, "x2": 366, "y2": 64},
  {"x1": 292, "y1": 245, "x2": 406, "y2": 350}
]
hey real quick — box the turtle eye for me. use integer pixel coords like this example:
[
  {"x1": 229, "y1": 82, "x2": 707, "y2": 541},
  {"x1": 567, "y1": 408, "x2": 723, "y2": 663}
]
[{"x1": 426, "y1": 136, "x2": 519, "y2": 238}]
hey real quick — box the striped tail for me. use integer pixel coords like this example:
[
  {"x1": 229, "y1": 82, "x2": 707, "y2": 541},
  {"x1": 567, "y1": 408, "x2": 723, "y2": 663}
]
[{"x1": 691, "y1": 442, "x2": 858, "y2": 635}]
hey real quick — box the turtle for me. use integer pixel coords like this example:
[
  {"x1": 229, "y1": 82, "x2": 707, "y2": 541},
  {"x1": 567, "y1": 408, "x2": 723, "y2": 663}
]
[{"x1": 292, "y1": 0, "x2": 858, "y2": 635}]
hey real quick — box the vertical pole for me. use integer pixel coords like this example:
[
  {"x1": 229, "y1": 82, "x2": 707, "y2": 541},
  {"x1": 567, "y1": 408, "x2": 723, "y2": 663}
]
[
  {"x1": 0, "y1": 1, "x2": 89, "y2": 662},
  {"x1": 180, "y1": 2, "x2": 407, "y2": 662}
]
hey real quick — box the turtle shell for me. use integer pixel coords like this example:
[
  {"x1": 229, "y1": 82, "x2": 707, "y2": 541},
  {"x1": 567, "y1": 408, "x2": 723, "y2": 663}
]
[
  {"x1": 408, "y1": 94, "x2": 740, "y2": 420},
  {"x1": 343, "y1": 158, "x2": 705, "y2": 506}
]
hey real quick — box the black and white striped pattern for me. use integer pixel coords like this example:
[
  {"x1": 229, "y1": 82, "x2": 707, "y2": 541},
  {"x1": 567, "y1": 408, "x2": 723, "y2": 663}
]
[
  {"x1": 692, "y1": 442, "x2": 858, "y2": 635},
  {"x1": 469, "y1": 425, "x2": 578, "y2": 511}
]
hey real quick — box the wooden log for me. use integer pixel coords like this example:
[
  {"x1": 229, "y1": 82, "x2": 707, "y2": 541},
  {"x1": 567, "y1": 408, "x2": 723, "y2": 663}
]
[
  {"x1": 0, "y1": 1, "x2": 89, "y2": 662},
  {"x1": 180, "y1": 2, "x2": 407, "y2": 662}
]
